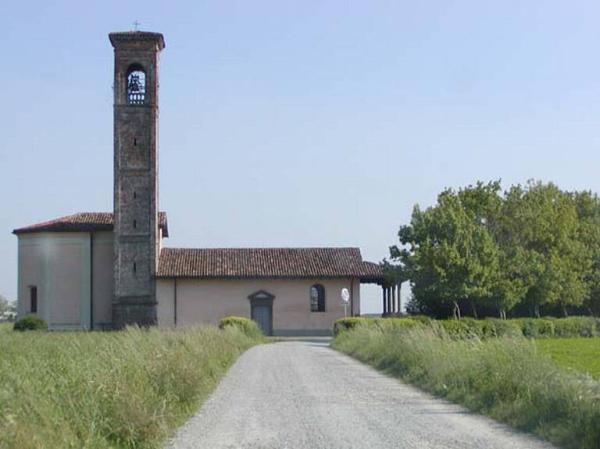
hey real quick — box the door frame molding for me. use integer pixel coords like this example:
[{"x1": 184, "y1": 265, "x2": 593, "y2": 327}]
[{"x1": 248, "y1": 290, "x2": 274, "y2": 335}]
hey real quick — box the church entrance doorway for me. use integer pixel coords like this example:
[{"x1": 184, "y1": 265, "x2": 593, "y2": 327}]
[{"x1": 248, "y1": 290, "x2": 274, "y2": 336}]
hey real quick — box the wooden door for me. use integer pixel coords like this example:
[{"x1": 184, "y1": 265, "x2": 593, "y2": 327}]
[{"x1": 252, "y1": 304, "x2": 272, "y2": 336}]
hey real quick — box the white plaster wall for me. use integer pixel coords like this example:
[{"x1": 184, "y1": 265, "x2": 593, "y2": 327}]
[
  {"x1": 157, "y1": 278, "x2": 175, "y2": 327},
  {"x1": 17, "y1": 233, "x2": 90, "y2": 329},
  {"x1": 48, "y1": 241, "x2": 84, "y2": 326},
  {"x1": 156, "y1": 278, "x2": 361, "y2": 335},
  {"x1": 17, "y1": 231, "x2": 114, "y2": 330},
  {"x1": 17, "y1": 236, "x2": 44, "y2": 318}
]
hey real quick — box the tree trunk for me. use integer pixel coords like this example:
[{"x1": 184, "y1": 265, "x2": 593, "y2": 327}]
[
  {"x1": 534, "y1": 304, "x2": 540, "y2": 318},
  {"x1": 452, "y1": 301, "x2": 461, "y2": 320},
  {"x1": 470, "y1": 299, "x2": 478, "y2": 319},
  {"x1": 561, "y1": 303, "x2": 568, "y2": 317}
]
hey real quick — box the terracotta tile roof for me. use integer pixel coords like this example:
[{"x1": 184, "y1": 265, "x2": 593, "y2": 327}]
[
  {"x1": 13, "y1": 212, "x2": 169, "y2": 237},
  {"x1": 359, "y1": 261, "x2": 386, "y2": 282},
  {"x1": 156, "y1": 247, "x2": 383, "y2": 279}
]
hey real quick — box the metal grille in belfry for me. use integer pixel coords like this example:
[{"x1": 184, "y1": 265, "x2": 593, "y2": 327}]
[{"x1": 127, "y1": 71, "x2": 146, "y2": 104}]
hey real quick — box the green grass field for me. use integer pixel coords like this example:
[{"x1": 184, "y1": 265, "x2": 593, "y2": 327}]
[{"x1": 537, "y1": 337, "x2": 600, "y2": 379}]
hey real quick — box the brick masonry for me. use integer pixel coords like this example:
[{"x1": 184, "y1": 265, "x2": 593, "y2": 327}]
[{"x1": 109, "y1": 32, "x2": 165, "y2": 327}]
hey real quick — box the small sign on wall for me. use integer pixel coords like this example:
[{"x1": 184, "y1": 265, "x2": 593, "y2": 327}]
[{"x1": 341, "y1": 288, "x2": 350, "y2": 317}]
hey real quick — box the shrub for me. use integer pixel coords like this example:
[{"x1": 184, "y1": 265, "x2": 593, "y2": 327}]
[
  {"x1": 552, "y1": 317, "x2": 597, "y2": 338},
  {"x1": 437, "y1": 318, "x2": 483, "y2": 339},
  {"x1": 218, "y1": 316, "x2": 263, "y2": 339},
  {"x1": 334, "y1": 317, "x2": 422, "y2": 336},
  {"x1": 333, "y1": 317, "x2": 373, "y2": 336},
  {"x1": 516, "y1": 318, "x2": 555, "y2": 338},
  {"x1": 480, "y1": 318, "x2": 522, "y2": 338},
  {"x1": 376, "y1": 318, "x2": 423, "y2": 332},
  {"x1": 13, "y1": 316, "x2": 47, "y2": 331}
]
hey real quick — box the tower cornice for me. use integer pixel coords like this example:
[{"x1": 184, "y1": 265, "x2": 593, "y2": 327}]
[{"x1": 109, "y1": 31, "x2": 165, "y2": 51}]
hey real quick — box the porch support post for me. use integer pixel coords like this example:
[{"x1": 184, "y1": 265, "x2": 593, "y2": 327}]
[
  {"x1": 391, "y1": 285, "x2": 397, "y2": 315},
  {"x1": 382, "y1": 285, "x2": 388, "y2": 316}
]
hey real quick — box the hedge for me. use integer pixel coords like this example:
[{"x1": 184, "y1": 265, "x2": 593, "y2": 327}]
[{"x1": 334, "y1": 316, "x2": 600, "y2": 339}]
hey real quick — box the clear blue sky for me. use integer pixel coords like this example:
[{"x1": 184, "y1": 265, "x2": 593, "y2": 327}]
[{"x1": 1, "y1": 1, "x2": 600, "y2": 312}]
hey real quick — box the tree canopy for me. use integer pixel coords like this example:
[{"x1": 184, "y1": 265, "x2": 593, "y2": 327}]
[{"x1": 391, "y1": 180, "x2": 600, "y2": 318}]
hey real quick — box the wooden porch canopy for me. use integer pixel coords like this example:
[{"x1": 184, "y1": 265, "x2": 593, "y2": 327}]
[{"x1": 360, "y1": 261, "x2": 401, "y2": 316}]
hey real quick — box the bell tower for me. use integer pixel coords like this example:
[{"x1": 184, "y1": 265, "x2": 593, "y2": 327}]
[{"x1": 109, "y1": 31, "x2": 165, "y2": 327}]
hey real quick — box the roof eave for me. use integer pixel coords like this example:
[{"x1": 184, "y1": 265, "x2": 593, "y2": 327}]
[{"x1": 155, "y1": 272, "x2": 371, "y2": 280}]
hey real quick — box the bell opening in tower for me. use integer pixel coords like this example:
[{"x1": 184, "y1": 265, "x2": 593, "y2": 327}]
[{"x1": 126, "y1": 64, "x2": 146, "y2": 105}]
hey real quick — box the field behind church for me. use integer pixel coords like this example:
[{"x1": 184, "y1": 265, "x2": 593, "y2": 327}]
[
  {"x1": 537, "y1": 337, "x2": 600, "y2": 379},
  {"x1": 0, "y1": 324, "x2": 263, "y2": 449}
]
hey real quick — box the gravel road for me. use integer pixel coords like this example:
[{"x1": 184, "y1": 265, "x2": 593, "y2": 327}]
[{"x1": 166, "y1": 340, "x2": 556, "y2": 449}]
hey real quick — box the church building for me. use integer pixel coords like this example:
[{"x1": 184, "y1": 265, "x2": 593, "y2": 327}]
[{"x1": 13, "y1": 31, "x2": 389, "y2": 335}]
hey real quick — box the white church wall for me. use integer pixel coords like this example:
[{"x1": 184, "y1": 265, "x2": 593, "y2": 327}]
[
  {"x1": 16, "y1": 235, "x2": 44, "y2": 318},
  {"x1": 17, "y1": 233, "x2": 91, "y2": 330},
  {"x1": 157, "y1": 278, "x2": 175, "y2": 327},
  {"x1": 156, "y1": 277, "x2": 360, "y2": 335},
  {"x1": 48, "y1": 238, "x2": 86, "y2": 327},
  {"x1": 17, "y1": 231, "x2": 114, "y2": 330}
]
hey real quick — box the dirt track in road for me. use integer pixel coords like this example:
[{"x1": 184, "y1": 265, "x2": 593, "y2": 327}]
[{"x1": 166, "y1": 340, "x2": 556, "y2": 449}]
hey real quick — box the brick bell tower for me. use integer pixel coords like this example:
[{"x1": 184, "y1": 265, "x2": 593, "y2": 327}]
[{"x1": 109, "y1": 31, "x2": 165, "y2": 327}]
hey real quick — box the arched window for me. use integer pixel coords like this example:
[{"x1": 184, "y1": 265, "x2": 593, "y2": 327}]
[
  {"x1": 310, "y1": 284, "x2": 325, "y2": 312},
  {"x1": 126, "y1": 65, "x2": 146, "y2": 104}
]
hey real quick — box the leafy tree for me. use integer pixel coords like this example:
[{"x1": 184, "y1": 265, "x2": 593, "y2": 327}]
[
  {"x1": 393, "y1": 186, "x2": 501, "y2": 318},
  {"x1": 573, "y1": 190, "x2": 600, "y2": 315},
  {"x1": 392, "y1": 180, "x2": 598, "y2": 319},
  {"x1": 457, "y1": 181, "x2": 523, "y2": 318},
  {"x1": 499, "y1": 182, "x2": 589, "y2": 317}
]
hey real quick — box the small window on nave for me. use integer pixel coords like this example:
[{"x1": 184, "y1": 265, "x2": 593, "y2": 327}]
[{"x1": 310, "y1": 284, "x2": 325, "y2": 312}]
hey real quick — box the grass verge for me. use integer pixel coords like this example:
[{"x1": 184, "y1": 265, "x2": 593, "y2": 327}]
[
  {"x1": 332, "y1": 326, "x2": 600, "y2": 449},
  {"x1": 0, "y1": 325, "x2": 262, "y2": 449}
]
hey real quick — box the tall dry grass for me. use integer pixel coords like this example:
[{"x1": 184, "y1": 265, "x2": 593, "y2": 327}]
[
  {"x1": 332, "y1": 325, "x2": 600, "y2": 449},
  {"x1": 0, "y1": 325, "x2": 260, "y2": 449}
]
